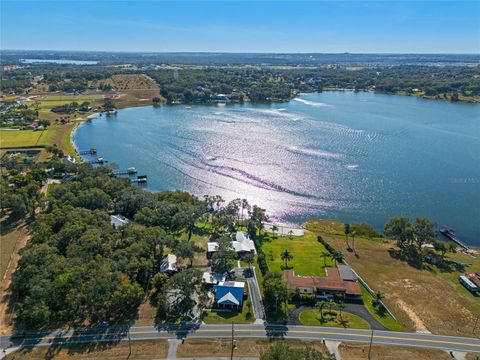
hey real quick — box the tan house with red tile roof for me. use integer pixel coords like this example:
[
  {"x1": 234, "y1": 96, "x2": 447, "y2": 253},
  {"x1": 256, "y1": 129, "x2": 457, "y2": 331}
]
[{"x1": 283, "y1": 265, "x2": 362, "y2": 301}]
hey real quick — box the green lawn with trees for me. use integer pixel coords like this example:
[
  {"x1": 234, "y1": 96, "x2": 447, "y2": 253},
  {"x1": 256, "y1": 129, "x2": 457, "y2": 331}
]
[
  {"x1": 299, "y1": 309, "x2": 370, "y2": 329},
  {"x1": 261, "y1": 231, "x2": 336, "y2": 276}
]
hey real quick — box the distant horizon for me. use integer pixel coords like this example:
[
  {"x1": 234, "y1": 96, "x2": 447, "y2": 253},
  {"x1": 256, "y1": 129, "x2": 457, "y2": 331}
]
[
  {"x1": 2, "y1": 49, "x2": 480, "y2": 55},
  {"x1": 1, "y1": 1, "x2": 479, "y2": 53}
]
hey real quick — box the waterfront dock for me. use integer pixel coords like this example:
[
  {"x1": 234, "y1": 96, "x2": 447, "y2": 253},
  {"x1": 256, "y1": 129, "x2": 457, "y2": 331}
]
[
  {"x1": 78, "y1": 148, "x2": 97, "y2": 155},
  {"x1": 131, "y1": 175, "x2": 148, "y2": 184},
  {"x1": 439, "y1": 227, "x2": 470, "y2": 251}
]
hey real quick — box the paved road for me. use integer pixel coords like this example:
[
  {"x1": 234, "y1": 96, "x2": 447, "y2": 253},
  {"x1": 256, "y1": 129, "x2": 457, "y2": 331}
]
[
  {"x1": 233, "y1": 266, "x2": 265, "y2": 322},
  {"x1": 247, "y1": 267, "x2": 265, "y2": 321},
  {"x1": 1, "y1": 324, "x2": 479, "y2": 354}
]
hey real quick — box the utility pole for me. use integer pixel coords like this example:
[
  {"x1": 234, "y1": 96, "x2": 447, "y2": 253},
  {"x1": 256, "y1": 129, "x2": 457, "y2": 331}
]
[
  {"x1": 230, "y1": 322, "x2": 236, "y2": 360},
  {"x1": 473, "y1": 313, "x2": 480, "y2": 336},
  {"x1": 368, "y1": 329, "x2": 374, "y2": 359},
  {"x1": 127, "y1": 328, "x2": 132, "y2": 360}
]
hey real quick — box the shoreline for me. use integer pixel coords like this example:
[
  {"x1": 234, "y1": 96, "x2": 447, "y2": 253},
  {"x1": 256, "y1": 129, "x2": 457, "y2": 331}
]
[{"x1": 70, "y1": 94, "x2": 480, "y2": 247}]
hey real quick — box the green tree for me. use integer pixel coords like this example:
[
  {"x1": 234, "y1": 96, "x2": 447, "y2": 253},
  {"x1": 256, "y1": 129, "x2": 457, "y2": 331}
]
[
  {"x1": 271, "y1": 225, "x2": 278, "y2": 238},
  {"x1": 110, "y1": 278, "x2": 144, "y2": 319},
  {"x1": 315, "y1": 300, "x2": 328, "y2": 321},
  {"x1": 351, "y1": 230, "x2": 356, "y2": 254},
  {"x1": 151, "y1": 272, "x2": 169, "y2": 292},
  {"x1": 176, "y1": 240, "x2": 199, "y2": 267},
  {"x1": 384, "y1": 217, "x2": 412, "y2": 249},
  {"x1": 243, "y1": 253, "x2": 255, "y2": 268},
  {"x1": 331, "y1": 250, "x2": 343, "y2": 266},
  {"x1": 433, "y1": 240, "x2": 447, "y2": 257},
  {"x1": 209, "y1": 237, "x2": 236, "y2": 275},
  {"x1": 344, "y1": 223, "x2": 351, "y2": 249},
  {"x1": 166, "y1": 268, "x2": 202, "y2": 319},
  {"x1": 447, "y1": 243, "x2": 457, "y2": 253},
  {"x1": 288, "y1": 229, "x2": 293, "y2": 241},
  {"x1": 263, "y1": 272, "x2": 288, "y2": 314},
  {"x1": 372, "y1": 291, "x2": 384, "y2": 308},
  {"x1": 320, "y1": 251, "x2": 330, "y2": 267},
  {"x1": 103, "y1": 98, "x2": 116, "y2": 111},
  {"x1": 249, "y1": 205, "x2": 268, "y2": 237},
  {"x1": 280, "y1": 249, "x2": 293, "y2": 268},
  {"x1": 412, "y1": 217, "x2": 436, "y2": 251}
]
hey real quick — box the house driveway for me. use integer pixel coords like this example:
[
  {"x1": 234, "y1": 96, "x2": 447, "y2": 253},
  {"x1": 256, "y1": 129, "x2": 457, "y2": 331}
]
[{"x1": 287, "y1": 303, "x2": 386, "y2": 330}]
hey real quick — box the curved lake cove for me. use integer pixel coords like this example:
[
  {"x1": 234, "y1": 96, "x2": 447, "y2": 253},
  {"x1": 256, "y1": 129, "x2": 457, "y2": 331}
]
[{"x1": 74, "y1": 92, "x2": 480, "y2": 245}]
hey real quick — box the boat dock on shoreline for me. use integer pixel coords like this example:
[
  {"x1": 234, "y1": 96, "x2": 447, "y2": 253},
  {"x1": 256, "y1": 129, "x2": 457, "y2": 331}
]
[{"x1": 439, "y1": 227, "x2": 470, "y2": 251}]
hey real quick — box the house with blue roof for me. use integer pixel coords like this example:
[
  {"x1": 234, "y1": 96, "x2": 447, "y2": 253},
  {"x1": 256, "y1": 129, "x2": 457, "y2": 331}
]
[{"x1": 213, "y1": 281, "x2": 245, "y2": 310}]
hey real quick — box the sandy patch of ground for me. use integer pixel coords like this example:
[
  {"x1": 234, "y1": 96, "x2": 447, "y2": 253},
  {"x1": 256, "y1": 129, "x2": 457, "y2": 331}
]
[{"x1": 394, "y1": 298, "x2": 429, "y2": 333}]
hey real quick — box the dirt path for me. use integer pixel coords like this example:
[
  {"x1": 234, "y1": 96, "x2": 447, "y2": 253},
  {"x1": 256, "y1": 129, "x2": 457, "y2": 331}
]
[{"x1": 395, "y1": 298, "x2": 429, "y2": 333}]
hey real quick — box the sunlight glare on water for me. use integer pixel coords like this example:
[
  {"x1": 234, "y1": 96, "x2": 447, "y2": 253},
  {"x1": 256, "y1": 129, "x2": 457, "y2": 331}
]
[{"x1": 74, "y1": 91, "x2": 480, "y2": 245}]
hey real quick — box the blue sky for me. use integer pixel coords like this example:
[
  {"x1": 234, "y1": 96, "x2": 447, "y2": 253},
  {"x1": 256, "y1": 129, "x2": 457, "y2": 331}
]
[{"x1": 1, "y1": 1, "x2": 479, "y2": 53}]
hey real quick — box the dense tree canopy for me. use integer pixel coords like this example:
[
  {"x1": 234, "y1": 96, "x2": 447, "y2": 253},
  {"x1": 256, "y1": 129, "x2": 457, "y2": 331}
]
[{"x1": 8, "y1": 162, "x2": 207, "y2": 329}]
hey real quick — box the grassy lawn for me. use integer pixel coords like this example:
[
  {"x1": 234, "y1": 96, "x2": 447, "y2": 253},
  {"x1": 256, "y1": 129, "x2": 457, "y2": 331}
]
[
  {"x1": 202, "y1": 306, "x2": 253, "y2": 324},
  {"x1": 0, "y1": 123, "x2": 78, "y2": 158},
  {"x1": 299, "y1": 309, "x2": 370, "y2": 329},
  {"x1": 360, "y1": 285, "x2": 405, "y2": 332},
  {"x1": 261, "y1": 230, "x2": 335, "y2": 276},
  {"x1": 5, "y1": 340, "x2": 168, "y2": 360},
  {"x1": 0, "y1": 130, "x2": 45, "y2": 147},
  {"x1": 307, "y1": 219, "x2": 480, "y2": 337}
]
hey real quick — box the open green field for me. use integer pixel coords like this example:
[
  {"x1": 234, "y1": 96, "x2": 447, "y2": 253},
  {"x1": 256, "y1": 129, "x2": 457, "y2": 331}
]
[
  {"x1": 299, "y1": 309, "x2": 370, "y2": 329},
  {"x1": 0, "y1": 130, "x2": 46, "y2": 147},
  {"x1": 261, "y1": 230, "x2": 335, "y2": 276},
  {"x1": 0, "y1": 124, "x2": 77, "y2": 156}
]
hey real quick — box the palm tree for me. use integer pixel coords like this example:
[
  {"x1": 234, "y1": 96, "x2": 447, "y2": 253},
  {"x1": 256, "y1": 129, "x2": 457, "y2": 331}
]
[
  {"x1": 240, "y1": 198, "x2": 250, "y2": 228},
  {"x1": 344, "y1": 223, "x2": 351, "y2": 250},
  {"x1": 271, "y1": 225, "x2": 278, "y2": 238},
  {"x1": 280, "y1": 249, "x2": 293, "y2": 268},
  {"x1": 315, "y1": 300, "x2": 327, "y2": 321},
  {"x1": 335, "y1": 294, "x2": 346, "y2": 320},
  {"x1": 331, "y1": 250, "x2": 344, "y2": 266},
  {"x1": 351, "y1": 230, "x2": 356, "y2": 254},
  {"x1": 372, "y1": 291, "x2": 384, "y2": 307},
  {"x1": 288, "y1": 229, "x2": 294, "y2": 241},
  {"x1": 320, "y1": 251, "x2": 330, "y2": 267},
  {"x1": 244, "y1": 253, "x2": 254, "y2": 268}
]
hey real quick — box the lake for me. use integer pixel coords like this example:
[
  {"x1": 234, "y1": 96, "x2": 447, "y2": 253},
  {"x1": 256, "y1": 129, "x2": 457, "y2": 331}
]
[
  {"x1": 21, "y1": 59, "x2": 98, "y2": 65},
  {"x1": 74, "y1": 92, "x2": 480, "y2": 245}
]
